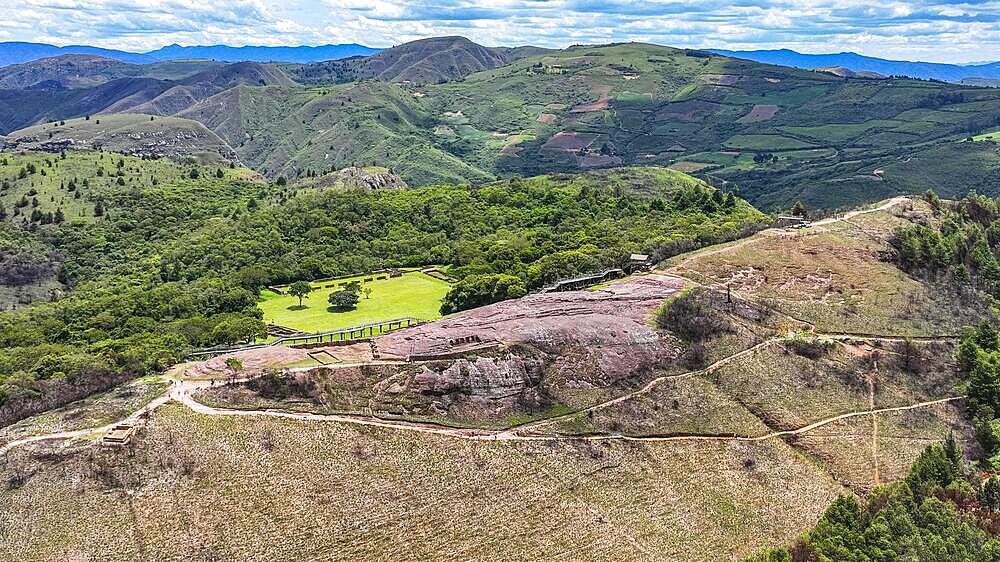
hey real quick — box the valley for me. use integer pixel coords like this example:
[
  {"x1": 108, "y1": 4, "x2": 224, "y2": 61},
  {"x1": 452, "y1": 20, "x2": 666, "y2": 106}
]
[{"x1": 1, "y1": 38, "x2": 998, "y2": 211}]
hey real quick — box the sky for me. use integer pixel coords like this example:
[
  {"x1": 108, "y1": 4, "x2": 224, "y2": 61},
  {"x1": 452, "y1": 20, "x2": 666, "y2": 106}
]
[{"x1": 3, "y1": 0, "x2": 998, "y2": 63}]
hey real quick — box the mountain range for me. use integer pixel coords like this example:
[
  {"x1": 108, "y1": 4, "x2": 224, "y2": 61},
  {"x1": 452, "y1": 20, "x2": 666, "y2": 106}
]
[
  {"x1": 712, "y1": 48, "x2": 1000, "y2": 83},
  {"x1": 2, "y1": 36, "x2": 999, "y2": 212},
  {"x1": 0, "y1": 41, "x2": 381, "y2": 66},
  {"x1": 2, "y1": 41, "x2": 998, "y2": 85}
]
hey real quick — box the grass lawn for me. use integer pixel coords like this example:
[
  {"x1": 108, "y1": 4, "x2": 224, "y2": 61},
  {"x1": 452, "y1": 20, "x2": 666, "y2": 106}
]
[
  {"x1": 259, "y1": 270, "x2": 452, "y2": 333},
  {"x1": 973, "y1": 129, "x2": 1000, "y2": 142}
]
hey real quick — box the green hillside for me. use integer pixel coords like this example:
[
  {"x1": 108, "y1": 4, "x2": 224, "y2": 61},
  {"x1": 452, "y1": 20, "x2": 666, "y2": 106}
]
[
  {"x1": 3, "y1": 40, "x2": 998, "y2": 211},
  {"x1": 5, "y1": 114, "x2": 237, "y2": 165},
  {"x1": 207, "y1": 42, "x2": 1000, "y2": 210}
]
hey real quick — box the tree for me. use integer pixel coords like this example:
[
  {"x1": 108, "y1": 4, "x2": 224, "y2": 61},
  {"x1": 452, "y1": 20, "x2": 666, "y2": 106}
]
[
  {"x1": 276, "y1": 176, "x2": 287, "y2": 186},
  {"x1": 224, "y1": 357, "x2": 243, "y2": 383},
  {"x1": 982, "y1": 476, "x2": 1000, "y2": 511},
  {"x1": 210, "y1": 317, "x2": 266, "y2": 345},
  {"x1": 790, "y1": 201, "x2": 808, "y2": 218},
  {"x1": 287, "y1": 281, "x2": 313, "y2": 308},
  {"x1": 440, "y1": 273, "x2": 527, "y2": 314},
  {"x1": 905, "y1": 444, "x2": 955, "y2": 497},
  {"x1": 189, "y1": 169, "x2": 200, "y2": 179},
  {"x1": 328, "y1": 288, "x2": 360, "y2": 311},
  {"x1": 361, "y1": 286, "x2": 372, "y2": 299}
]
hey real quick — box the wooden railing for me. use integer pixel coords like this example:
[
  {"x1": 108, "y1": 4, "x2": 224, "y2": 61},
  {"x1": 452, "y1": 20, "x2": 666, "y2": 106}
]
[{"x1": 185, "y1": 317, "x2": 423, "y2": 358}]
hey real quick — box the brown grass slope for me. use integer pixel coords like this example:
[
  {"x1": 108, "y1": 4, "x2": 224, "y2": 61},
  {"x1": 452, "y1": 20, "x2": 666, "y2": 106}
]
[
  {"x1": 0, "y1": 197, "x2": 986, "y2": 561},
  {"x1": 0, "y1": 404, "x2": 845, "y2": 561},
  {"x1": 291, "y1": 36, "x2": 510, "y2": 85}
]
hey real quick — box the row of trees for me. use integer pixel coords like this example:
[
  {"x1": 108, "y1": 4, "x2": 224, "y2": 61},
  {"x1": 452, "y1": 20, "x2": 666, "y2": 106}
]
[
  {"x1": 892, "y1": 191, "x2": 1000, "y2": 293},
  {"x1": 749, "y1": 439, "x2": 1000, "y2": 561}
]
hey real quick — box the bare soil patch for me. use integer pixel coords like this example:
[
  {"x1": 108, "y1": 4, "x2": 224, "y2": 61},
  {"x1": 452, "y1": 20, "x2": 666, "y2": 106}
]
[
  {"x1": 541, "y1": 131, "x2": 596, "y2": 152},
  {"x1": 737, "y1": 104, "x2": 779, "y2": 124},
  {"x1": 699, "y1": 74, "x2": 742, "y2": 86},
  {"x1": 535, "y1": 113, "x2": 557, "y2": 124}
]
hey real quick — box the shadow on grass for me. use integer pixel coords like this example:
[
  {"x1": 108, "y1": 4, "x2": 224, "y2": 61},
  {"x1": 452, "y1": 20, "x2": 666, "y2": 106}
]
[
  {"x1": 287, "y1": 305, "x2": 308, "y2": 311},
  {"x1": 326, "y1": 306, "x2": 357, "y2": 313}
]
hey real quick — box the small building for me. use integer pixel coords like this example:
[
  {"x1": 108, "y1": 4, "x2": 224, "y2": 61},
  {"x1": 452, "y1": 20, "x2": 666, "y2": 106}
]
[
  {"x1": 628, "y1": 254, "x2": 652, "y2": 272},
  {"x1": 775, "y1": 215, "x2": 810, "y2": 229}
]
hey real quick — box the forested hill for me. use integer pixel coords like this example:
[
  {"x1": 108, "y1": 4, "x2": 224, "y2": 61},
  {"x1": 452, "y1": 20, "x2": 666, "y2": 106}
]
[{"x1": 0, "y1": 154, "x2": 766, "y2": 425}]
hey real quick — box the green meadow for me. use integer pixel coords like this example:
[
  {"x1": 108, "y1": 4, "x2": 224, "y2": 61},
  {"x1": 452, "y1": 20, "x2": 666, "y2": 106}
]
[{"x1": 259, "y1": 270, "x2": 452, "y2": 333}]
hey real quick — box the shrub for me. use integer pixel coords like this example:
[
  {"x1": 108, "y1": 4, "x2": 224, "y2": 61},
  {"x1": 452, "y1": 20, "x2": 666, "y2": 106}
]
[{"x1": 655, "y1": 288, "x2": 732, "y2": 341}]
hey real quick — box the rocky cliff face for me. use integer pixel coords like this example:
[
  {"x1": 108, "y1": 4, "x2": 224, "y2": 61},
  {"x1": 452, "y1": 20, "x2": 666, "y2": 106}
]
[
  {"x1": 296, "y1": 166, "x2": 409, "y2": 191},
  {"x1": 374, "y1": 354, "x2": 546, "y2": 421}
]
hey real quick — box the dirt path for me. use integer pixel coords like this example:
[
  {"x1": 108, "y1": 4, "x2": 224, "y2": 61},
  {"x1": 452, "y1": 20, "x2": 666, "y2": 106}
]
[
  {"x1": 0, "y1": 392, "x2": 173, "y2": 456},
  {"x1": 2, "y1": 196, "x2": 956, "y2": 455},
  {"x1": 517, "y1": 337, "x2": 782, "y2": 433},
  {"x1": 867, "y1": 368, "x2": 880, "y2": 486},
  {"x1": 169, "y1": 379, "x2": 967, "y2": 444},
  {"x1": 0, "y1": 360, "x2": 966, "y2": 451},
  {"x1": 666, "y1": 196, "x2": 907, "y2": 278},
  {"x1": 808, "y1": 197, "x2": 907, "y2": 227}
]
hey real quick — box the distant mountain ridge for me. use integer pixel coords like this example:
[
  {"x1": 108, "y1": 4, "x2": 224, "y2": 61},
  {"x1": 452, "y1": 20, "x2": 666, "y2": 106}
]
[
  {"x1": 711, "y1": 48, "x2": 1000, "y2": 83},
  {"x1": 0, "y1": 41, "x2": 382, "y2": 67},
  {"x1": 143, "y1": 43, "x2": 380, "y2": 63},
  {"x1": 287, "y1": 36, "x2": 514, "y2": 85}
]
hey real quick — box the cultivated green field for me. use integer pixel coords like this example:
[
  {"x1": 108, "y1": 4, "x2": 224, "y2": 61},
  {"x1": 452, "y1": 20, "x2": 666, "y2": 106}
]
[
  {"x1": 974, "y1": 129, "x2": 1000, "y2": 141},
  {"x1": 259, "y1": 270, "x2": 452, "y2": 333}
]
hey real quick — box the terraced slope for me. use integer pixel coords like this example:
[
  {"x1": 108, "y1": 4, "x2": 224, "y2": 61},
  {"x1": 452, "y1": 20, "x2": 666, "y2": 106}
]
[
  {"x1": 208, "y1": 41, "x2": 1000, "y2": 208},
  {"x1": 2, "y1": 39, "x2": 999, "y2": 209}
]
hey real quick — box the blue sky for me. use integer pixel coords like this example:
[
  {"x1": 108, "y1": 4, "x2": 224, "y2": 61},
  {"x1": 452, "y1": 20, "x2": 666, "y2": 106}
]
[{"x1": 4, "y1": 0, "x2": 998, "y2": 63}]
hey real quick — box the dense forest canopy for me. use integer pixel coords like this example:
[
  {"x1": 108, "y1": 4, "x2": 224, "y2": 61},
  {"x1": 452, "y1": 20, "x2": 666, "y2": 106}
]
[{"x1": 0, "y1": 152, "x2": 766, "y2": 425}]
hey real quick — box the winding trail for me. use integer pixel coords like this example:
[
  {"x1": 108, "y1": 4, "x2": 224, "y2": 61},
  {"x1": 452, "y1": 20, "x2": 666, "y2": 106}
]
[
  {"x1": 0, "y1": 195, "x2": 960, "y2": 459},
  {"x1": 808, "y1": 197, "x2": 908, "y2": 227},
  {"x1": 0, "y1": 332, "x2": 965, "y2": 454}
]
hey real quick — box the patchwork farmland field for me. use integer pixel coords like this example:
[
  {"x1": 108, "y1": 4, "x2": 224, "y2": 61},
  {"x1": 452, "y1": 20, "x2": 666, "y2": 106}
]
[{"x1": 259, "y1": 270, "x2": 452, "y2": 333}]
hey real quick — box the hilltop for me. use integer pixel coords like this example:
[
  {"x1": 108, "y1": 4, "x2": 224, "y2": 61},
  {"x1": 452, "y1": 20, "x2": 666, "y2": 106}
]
[
  {"x1": 0, "y1": 41, "x2": 381, "y2": 67},
  {"x1": 286, "y1": 36, "x2": 512, "y2": 85},
  {"x1": 3, "y1": 114, "x2": 238, "y2": 164},
  {"x1": 0, "y1": 193, "x2": 988, "y2": 560}
]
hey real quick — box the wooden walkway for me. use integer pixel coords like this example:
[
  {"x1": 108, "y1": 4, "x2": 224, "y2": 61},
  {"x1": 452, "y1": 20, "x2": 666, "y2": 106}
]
[{"x1": 186, "y1": 317, "x2": 422, "y2": 358}]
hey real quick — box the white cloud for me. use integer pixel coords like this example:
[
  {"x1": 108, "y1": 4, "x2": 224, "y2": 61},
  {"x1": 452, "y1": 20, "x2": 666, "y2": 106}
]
[{"x1": 3, "y1": 0, "x2": 998, "y2": 62}]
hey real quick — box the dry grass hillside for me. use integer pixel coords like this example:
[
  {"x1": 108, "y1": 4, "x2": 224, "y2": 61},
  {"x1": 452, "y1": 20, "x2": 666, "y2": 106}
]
[{"x1": 0, "y1": 197, "x2": 986, "y2": 561}]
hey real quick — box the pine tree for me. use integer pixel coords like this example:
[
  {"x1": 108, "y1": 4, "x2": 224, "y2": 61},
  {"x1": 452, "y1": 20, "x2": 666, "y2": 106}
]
[{"x1": 982, "y1": 476, "x2": 1000, "y2": 511}]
